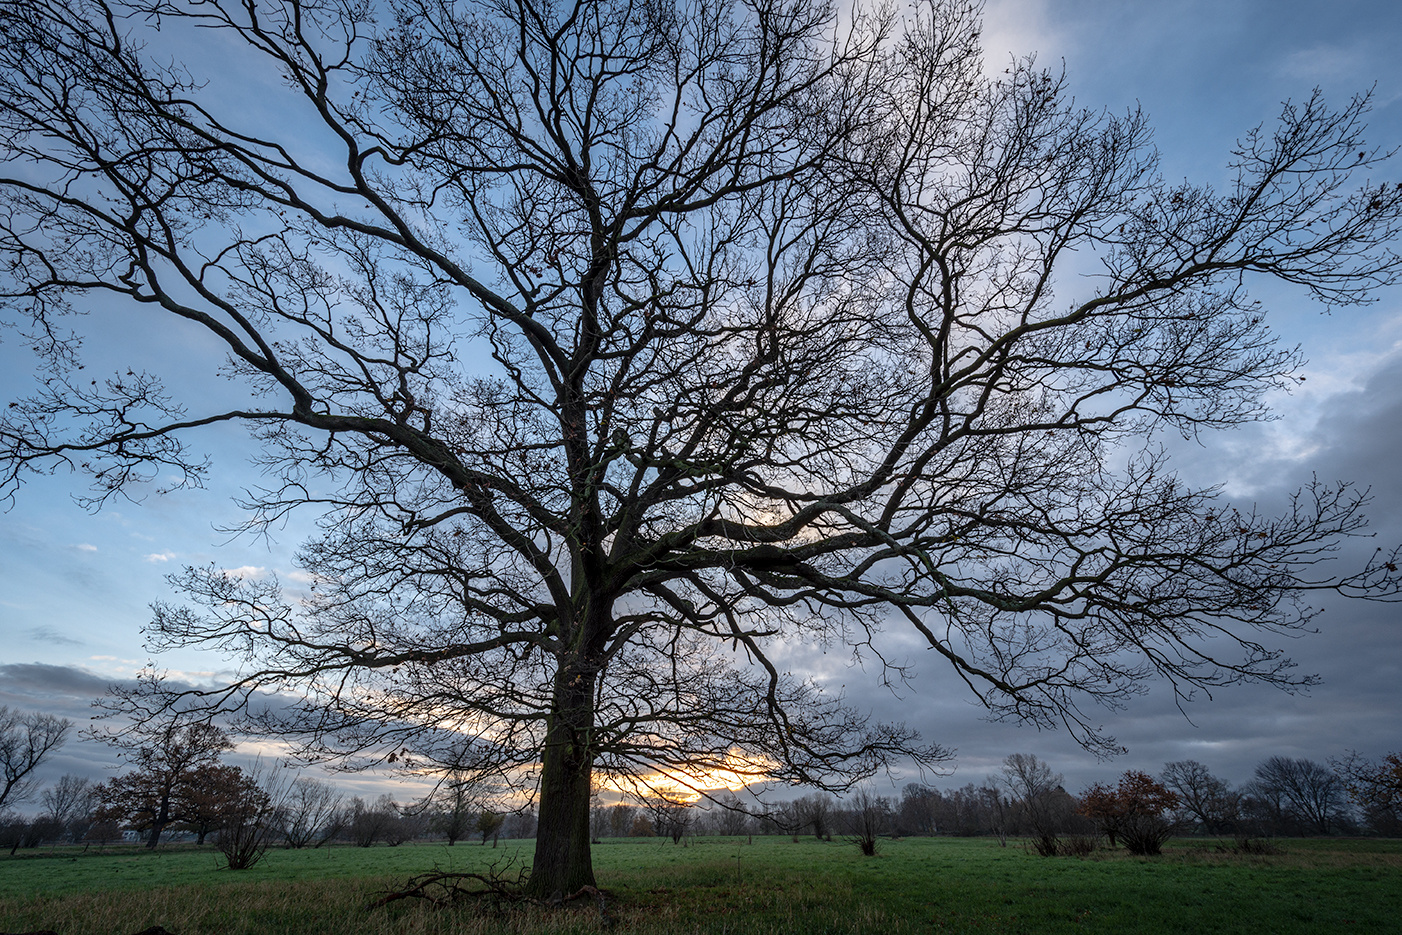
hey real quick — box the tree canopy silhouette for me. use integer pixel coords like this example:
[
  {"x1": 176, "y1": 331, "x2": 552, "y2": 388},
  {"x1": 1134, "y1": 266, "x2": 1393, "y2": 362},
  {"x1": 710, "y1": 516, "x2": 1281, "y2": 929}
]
[{"x1": 2, "y1": 0, "x2": 1400, "y2": 894}]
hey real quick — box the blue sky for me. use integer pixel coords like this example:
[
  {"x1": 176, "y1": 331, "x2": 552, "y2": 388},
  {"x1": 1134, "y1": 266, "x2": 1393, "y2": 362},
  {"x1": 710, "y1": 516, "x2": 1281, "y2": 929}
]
[{"x1": 2, "y1": 0, "x2": 1400, "y2": 804}]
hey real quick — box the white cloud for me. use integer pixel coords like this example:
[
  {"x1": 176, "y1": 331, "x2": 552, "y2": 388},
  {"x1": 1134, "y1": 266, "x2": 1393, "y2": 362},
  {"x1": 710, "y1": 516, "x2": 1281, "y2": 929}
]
[
  {"x1": 980, "y1": 0, "x2": 1070, "y2": 64},
  {"x1": 75, "y1": 543, "x2": 99, "y2": 552},
  {"x1": 145, "y1": 551, "x2": 176, "y2": 563},
  {"x1": 1276, "y1": 43, "x2": 1361, "y2": 84},
  {"x1": 221, "y1": 565, "x2": 266, "y2": 579}
]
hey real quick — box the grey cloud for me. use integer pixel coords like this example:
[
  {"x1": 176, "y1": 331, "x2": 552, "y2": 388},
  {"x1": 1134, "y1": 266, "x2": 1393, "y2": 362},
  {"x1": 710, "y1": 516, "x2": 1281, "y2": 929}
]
[
  {"x1": 0, "y1": 662, "x2": 115, "y2": 718},
  {"x1": 25, "y1": 626, "x2": 84, "y2": 647},
  {"x1": 829, "y1": 355, "x2": 1402, "y2": 799}
]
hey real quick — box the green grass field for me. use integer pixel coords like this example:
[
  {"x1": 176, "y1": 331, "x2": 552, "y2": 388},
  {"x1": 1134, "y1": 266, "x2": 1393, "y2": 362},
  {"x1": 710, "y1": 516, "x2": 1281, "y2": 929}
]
[{"x1": 2, "y1": 836, "x2": 1399, "y2": 934}]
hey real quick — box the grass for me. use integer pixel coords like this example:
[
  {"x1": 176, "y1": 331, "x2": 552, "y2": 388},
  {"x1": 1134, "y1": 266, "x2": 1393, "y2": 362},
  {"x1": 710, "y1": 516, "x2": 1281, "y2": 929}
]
[{"x1": 2, "y1": 835, "x2": 1399, "y2": 934}]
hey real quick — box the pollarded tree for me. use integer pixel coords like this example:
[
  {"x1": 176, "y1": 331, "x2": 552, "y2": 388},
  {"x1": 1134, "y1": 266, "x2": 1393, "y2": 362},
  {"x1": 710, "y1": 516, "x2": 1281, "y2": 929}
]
[
  {"x1": 841, "y1": 787, "x2": 892, "y2": 856},
  {"x1": 3, "y1": 0, "x2": 1402, "y2": 896},
  {"x1": 209, "y1": 761, "x2": 281, "y2": 870}
]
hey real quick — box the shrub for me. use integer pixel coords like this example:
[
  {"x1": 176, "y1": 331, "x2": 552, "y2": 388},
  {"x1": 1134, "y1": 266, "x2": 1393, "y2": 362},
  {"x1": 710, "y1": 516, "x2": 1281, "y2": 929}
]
[{"x1": 1078, "y1": 771, "x2": 1179, "y2": 856}]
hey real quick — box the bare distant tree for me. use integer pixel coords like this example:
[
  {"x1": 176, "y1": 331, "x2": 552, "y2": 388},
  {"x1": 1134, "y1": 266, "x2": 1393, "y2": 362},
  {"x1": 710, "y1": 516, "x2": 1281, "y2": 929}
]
[
  {"x1": 794, "y1": 793, "x2": 836, "y2": 841},
  {"x1": 640, "y1": 795, "x2": 694, "y2": 845},
  {"x1": 4, "y1": 0, "x2": 1402, "y2": 895},
  {"x1": 40, "y1": 774, "x2": 93, "y2": 827},
  {"x1": 422, "y1": 774, "x2": 477, "y2": 846},
  {"x1": 842, "y1": 788, "x2": 892, "y2": 856},
  {"x1": 0, "y1": 707, "x2": 71, "y2": 811},
  {"x1": 1249, "y1": 756, "x2": 1349, "y2": 835},
  {"x1": 40, "y1": 774, "x2": 95, "y2": 843},
  {"x1": 279, "y1": 776, "x2": 345, "y2": 849},
  {"x1": 979, "y1": 781, "x2": 1012, "y2": 847},
  {"x1": 606, "y1": 804, "x2": 638, "y2": 839},
  {"x1": 1333, "y1": 751, "x2": 1402, "y2": 834},
  {"x1": 898, "y1": 784, "x2": 941, "y2": 837},
  {"x1": 1161, "y1": 761, "x2": 1238, "y2": 834},
  {"x1": 1000, "y1": 754, "x2": 1067, "y2": 854},
  {"x1": 347, "y1": 794, "x2": 403, "y2": 847},
  {"x1": 708, "y1": 791, "x2": 754, "y2": 838}
]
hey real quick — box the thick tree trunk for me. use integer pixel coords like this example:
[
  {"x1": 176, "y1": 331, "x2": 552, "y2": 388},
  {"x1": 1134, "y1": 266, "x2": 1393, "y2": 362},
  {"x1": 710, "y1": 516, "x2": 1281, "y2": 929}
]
[
  {"x1": 146, "y1": 796, "x2": 171, "y2": 850},
  {"x1": 525, "y1": 661, "x2": 598, "y2": 898}
]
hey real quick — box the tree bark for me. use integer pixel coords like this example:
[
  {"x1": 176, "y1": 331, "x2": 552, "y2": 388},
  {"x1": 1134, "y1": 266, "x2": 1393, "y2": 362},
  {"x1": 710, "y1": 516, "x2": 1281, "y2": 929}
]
[
  {"x1": 146, "y1": 783, "x2": 176, "y2": 850},
  {"x1": 525, "y1": 660, "x2": 598, "y2": 897}
]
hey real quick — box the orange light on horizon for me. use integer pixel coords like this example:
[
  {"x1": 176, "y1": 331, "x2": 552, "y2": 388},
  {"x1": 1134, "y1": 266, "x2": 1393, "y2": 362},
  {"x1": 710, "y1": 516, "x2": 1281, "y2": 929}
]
[{"x1": 607, "y1": 750, "x2": 778, "y2": 804}]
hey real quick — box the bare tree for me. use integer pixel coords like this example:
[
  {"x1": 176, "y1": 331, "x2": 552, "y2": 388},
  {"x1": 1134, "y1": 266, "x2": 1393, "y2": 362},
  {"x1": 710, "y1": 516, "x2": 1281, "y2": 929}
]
[
  {"x1": 640, "y1": 795, "x2": 694, "y2": 845},
  {"x1": 279, "y1": 776, "x2": 346, "y2": 849},
  {"x1": 794, "y1": 792, "x2": 836, "y2": 841},
  {"x1": 1161, "y1": 760, "x2": 1238, "y2": 834},
  {"x1": 897, "y1": 783, "x2": 941, "y2": 837},
  {"x1": 841, "y1": 787, "x2": 891, "y2": 856},
  {"x1": 607, "y1": 803, "x2": 638, "y2": 839},
  {"x1": 211, "y1": 759, "x2": 284, "y2": 870},
  {"x1": 1000, "y1": 753, "x2": 1065, "y2": 854},
  {"x1": 708, "y1": 790, "x2": 754, "y2": 837},
  {"x1": 1249, "y1": 756, "x2": 1349, "y2": 835},
  {"x1": 0, "y1": 707, "x2": 71, "y2": 812},
  {"x1": 3, "y1": 0, "x2": 1402, "y2": 895},
  {"x1": 346, "y1": 794, "x2": 404, "y2": 847},
  {"x1": 421, "y1": 773, "x2": 477, "y2": 846},
  {"x1": 1333, "y1": 751, "x2": 1402, "y2": 834},
  {"x1": 41, "y1": 774, "x2": 96, "y2": 843}
]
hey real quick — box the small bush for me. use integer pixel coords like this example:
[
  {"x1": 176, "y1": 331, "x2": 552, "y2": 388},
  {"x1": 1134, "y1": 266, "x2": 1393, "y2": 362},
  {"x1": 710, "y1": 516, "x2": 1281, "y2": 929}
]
[
  {"x1": 1224, "y1": 836, "x2": 1280, "y2": 856},
  {"x1": 1058, "y1": 834, "x2": 1098, "y2": 857}
]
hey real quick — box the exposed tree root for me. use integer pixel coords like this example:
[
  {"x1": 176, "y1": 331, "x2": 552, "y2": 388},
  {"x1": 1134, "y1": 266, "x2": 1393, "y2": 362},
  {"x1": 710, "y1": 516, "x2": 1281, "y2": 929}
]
[{"x1": 368, "y1": 866, "x2": 614, "y2": 927}]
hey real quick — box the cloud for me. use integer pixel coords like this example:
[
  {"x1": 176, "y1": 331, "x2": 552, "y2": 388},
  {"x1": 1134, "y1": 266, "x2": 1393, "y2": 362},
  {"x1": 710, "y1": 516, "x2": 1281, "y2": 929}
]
[
  {"x1": 75, "y1": 543, "x2": 98, "y2": 552},
  {"x1": 0, "y1": 662, "x2": 115, "y2": 719},
  {"x1": 25, "y1": 625, "x2": 83, "y2": 646},
  {"x1": 1276, "y1": 43, "x2": 1363, "y2": 84},
  {"x1": 145, "y1": 551, "x2": 176, "y2": 563},
  {"x1": 221, "y1": 565, "x2": 266, "y2": 579}
]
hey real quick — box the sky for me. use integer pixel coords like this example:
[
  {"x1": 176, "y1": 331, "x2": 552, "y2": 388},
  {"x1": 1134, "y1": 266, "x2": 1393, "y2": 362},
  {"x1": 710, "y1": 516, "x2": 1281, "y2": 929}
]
[{"x1": 2, "y1": 0, "x2": 1401, "y2": 809}]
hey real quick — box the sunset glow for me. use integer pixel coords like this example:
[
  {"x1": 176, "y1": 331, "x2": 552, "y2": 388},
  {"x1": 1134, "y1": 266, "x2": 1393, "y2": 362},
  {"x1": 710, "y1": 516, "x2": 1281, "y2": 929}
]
[{"x1": 609, "y1": 751, "x2": 778, "y2": 804}]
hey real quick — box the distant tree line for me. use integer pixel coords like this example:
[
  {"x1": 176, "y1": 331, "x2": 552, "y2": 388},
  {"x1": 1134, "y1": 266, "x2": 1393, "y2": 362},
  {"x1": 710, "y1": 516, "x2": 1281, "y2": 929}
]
[
  {"x1": 3, "y1": 702, "x2": 1397, "y2": 859},
  {"x1": 583, "y1": 750, "x2": 1402, "y2": 852}
]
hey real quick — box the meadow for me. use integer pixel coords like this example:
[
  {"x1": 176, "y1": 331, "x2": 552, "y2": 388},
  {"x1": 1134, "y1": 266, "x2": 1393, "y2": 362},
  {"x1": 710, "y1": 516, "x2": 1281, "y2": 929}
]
[{"x1": 2, "y1": 835, "x2": 1400, "y2": 935}]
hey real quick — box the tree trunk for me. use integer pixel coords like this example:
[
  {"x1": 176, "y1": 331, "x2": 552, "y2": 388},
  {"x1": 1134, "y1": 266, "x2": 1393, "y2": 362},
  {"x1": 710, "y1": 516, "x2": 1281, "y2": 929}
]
[
  {"x1": 525, "y1": 661, "x2": 598, "y2": 898},
  {"x1": 147, "y1": 796, "x2": 171, "y2": 850}
]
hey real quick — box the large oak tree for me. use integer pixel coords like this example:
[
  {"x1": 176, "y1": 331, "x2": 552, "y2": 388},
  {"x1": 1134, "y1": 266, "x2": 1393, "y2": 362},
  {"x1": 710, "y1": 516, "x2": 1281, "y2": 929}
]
[{"x1": 3, "y1": 0, "x2": 1401, "y2": 894}]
